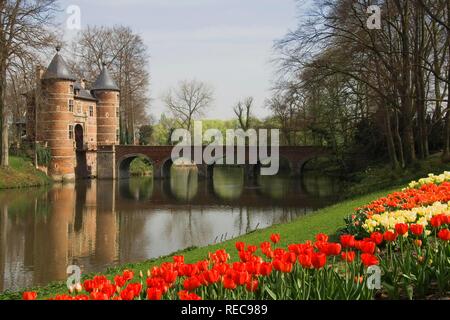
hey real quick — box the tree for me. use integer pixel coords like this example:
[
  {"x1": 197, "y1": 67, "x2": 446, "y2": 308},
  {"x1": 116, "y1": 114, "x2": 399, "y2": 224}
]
[
  {"x1": 0, "y1": 0, "x2": 57, "y2": 167},
  {"x1": 71, "y1": 25, "x2": 151, "y2": 145},
  {"x1": 273, "y1": 0, "x2": 450, "y2": 169},
  {"x1": 163, "y1": 80, "x2": 214, "y2": 132},
  {"x1": 138, "y1": 125, "x2": 153, "y2": 145},
  {"x1": 234, "y1": 97, "x2": 253, "y2": 131}
]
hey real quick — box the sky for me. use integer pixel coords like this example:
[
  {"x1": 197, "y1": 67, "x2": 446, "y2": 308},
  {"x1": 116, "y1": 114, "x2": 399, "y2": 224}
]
[{"x1": 56, "y1": 0, "x2": 307, "y2": 121}]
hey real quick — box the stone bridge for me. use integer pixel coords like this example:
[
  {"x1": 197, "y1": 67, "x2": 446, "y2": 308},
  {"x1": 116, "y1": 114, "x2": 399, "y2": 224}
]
[{"x1": 97, "y1": 145, "x2": 331, "y2": 180}]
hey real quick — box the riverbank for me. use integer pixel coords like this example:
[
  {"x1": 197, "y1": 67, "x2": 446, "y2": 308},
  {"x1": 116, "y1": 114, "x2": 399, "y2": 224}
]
[
  {"x1": 0, "y1": 157, "x2": 51, "y2": 190},
  {"x1": 0, "y1": 185, "x2": 399, "y2": 300}
]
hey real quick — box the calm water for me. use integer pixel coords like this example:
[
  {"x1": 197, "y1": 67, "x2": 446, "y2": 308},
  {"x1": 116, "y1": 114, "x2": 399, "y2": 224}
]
[{"x1": 0, "y1": 167, "x2": 340, "y2": 292}]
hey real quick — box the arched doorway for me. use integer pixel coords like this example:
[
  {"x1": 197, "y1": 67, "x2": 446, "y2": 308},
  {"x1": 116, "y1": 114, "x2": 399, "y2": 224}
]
[{"x1": 75, "y1": 124, "x2": 84, "y2": 151}]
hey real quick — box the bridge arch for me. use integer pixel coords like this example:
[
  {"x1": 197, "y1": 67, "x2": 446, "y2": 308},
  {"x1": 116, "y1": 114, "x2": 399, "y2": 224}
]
[
  {"x1": 256, "y1": 155, "x2": 293, "y2": 177},
  {"x1": 296, "y1": 154, "x2": 334, "y2": 177},
  {"x1": 117, "y1": 153, "x2": 153, "y2": 179}
]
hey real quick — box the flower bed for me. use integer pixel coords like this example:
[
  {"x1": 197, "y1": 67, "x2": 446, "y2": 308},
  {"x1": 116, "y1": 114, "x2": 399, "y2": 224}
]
[{"x1": 22, "y1": 173, "x2": 450, "y2": 300}]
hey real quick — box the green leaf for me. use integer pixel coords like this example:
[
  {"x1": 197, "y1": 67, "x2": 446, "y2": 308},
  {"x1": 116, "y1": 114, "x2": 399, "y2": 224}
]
[{"x1": 265, "y1": 287, "x2": 277, "y2": 300}]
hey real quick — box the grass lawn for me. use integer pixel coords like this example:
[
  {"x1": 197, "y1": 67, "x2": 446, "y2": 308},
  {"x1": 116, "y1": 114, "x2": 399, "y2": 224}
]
[
  {"x1": 0, "y1": 186, "x2": 399, "y2": 300},
  {"x1": 0, "y1": 156, "x2": 51, "y2": 190}
]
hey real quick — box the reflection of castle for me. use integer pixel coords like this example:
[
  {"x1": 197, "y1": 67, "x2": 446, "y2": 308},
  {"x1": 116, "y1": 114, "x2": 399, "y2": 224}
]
[
  {"x1": 0, "y1": 182, "x2": 119, "y2": 291},
  {"x1": 25, "y1": 47, "x2": 120, "y2": 181}
]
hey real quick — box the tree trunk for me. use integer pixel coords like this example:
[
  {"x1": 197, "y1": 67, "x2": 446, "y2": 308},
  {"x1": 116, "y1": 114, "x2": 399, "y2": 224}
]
[{"x1": 0, "y1": 58, "x2": 8, "y2": 167}]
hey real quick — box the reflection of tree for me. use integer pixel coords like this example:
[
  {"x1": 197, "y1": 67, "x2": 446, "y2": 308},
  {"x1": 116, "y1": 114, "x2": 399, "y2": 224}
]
[
  {"x1": 170, "y1": 167, "x2": 198, "y2": 201},
  {"x1": 213, "y1": 167, "x2": 244, "y2": 200}
]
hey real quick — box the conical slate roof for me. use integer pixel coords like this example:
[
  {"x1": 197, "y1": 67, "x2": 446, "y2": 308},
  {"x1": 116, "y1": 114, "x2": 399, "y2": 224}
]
[
  {"x1": 92, "y1": 63, "x2": 120, "y2": 91},
  {"x1": 42, "y1": 47, "x2": 77, "y2": 81}
]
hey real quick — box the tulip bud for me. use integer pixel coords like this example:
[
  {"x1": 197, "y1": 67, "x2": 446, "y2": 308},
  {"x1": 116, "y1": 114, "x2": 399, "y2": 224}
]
[
  {"x1": 147, "y1": 270, "x2": 151, "y2": 277},
  {"x1": 139, "y1": 271, "x2": 143, "y2": 278},
  {"x1": 116, "y1": 286, "x2": 121, "y2": 294}
]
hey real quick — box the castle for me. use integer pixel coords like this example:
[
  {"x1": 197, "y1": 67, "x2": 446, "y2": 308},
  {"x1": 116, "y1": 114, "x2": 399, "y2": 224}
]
[{"x1": 25, "y1": 47, "x2": 120, "y2": 181}]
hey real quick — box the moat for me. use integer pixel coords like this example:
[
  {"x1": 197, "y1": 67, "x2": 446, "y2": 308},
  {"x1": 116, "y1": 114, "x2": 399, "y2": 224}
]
[{"x1": 0, "y1": 167, "x2": 340, "y2": 292}]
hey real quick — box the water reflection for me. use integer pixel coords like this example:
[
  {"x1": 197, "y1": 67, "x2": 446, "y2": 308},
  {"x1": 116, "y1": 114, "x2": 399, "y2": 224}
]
[{"x1": 0, "y1": 167, "x2": 340, "y2": 292}]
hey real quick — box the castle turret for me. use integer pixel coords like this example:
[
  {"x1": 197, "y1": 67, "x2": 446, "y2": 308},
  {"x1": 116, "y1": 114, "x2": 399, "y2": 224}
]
[
  {"x1": 92, "y1": 63, "x2": 120, "y2": 146},
  {"x1": 41, "y1": 47, "x2": 77, "y2": 181}
]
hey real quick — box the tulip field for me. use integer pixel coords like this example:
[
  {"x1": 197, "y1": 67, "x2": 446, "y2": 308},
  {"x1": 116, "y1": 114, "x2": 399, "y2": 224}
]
[{"x1": 22, "y1": 172, "x2": 450, "y2": 300}]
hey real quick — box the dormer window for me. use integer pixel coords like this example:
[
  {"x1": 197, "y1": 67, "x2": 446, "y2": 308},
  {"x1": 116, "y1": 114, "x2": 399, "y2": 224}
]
[{"x1": 69, "y1": 85, "x2": 74, "y2": 94}]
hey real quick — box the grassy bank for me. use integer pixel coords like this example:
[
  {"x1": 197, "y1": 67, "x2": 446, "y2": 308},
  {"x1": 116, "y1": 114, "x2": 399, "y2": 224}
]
[
  {"x1": 0, "y1": 157, "x2": 51, "y2": 190},
  {"x1": 0, "y1": 186, "x2": 399, "y2": 300}
]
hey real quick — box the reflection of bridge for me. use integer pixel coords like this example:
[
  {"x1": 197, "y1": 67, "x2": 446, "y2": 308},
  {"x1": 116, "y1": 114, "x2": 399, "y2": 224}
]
[
  {"x1": 116, "y1": 179, "x2": 333, "y2": 209},
  {"x1": 97, "y1": 145, "x2": 331, "y2": 179}
]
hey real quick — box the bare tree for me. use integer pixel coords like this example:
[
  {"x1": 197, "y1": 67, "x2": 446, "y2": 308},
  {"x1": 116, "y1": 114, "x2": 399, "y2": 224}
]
[
  {"x1": 0, "y1": 0, "x2": 58, "y2": 167},
  {"x1": 163, "y1": 80, "x2": 214, "y2": 131},
  {"x1": 234, "y1": 97, "x2": 253, "y2": 131},
  {"x1": 71, "y1": 25, "x2": 151, "y2": 145}
]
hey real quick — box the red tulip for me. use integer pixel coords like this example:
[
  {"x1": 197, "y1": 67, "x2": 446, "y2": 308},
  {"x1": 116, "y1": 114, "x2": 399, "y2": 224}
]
[
  {"x1": 183, "y1": 277, "x2": 201, "y2": 292},
  {"x1": 163, "y1": 270, "x2": 178, "y2": 284},
  {"x1": 114, "y1": 275, "x2": 126, "y2": 288},
  {"x1": 178, "y1": 290, "x2": 201, "y2": 301},
  {"x1": 383, "y1": 231, "x2": 398, "y2": 242},
  {"x1": 173, "y1": 255, "x2": 185, "y2": 264},
  {"x1": 120, "y1": 288, "x2": 135, "y2": 301},
  {"x1": 395, "y1": 223, "x2": 409, "y2": 235},
  {"x1": 123, "y1": 270, "x2": 134, "y2": 282},
  {"x1": 247, "y1": 245, "x2": 257, "y2": 253},
  {"x1": 270, "y1": 234, "x2": 281, "y2": 244},
  {"x1": 91, "y1": 291, "x2": 109, "y2": 300},
  {"x1": 311, "y1": 253, "x2": 327, "y2": 269},
  {"x1": 298, "y1": 254, "x2": 313, "y2": 269},
  {"x1": 340, "y1": 235, "x2": 356, "y2": 248},
  {"x1": 204, "y1": 270, "x2": 220, "y2": 284},
  {"x1": 23, "y1": 292, "x2": 37, "y2": 300},
  {"x1": 246, "y1": 279, "x2": 259, "y2": 292},
  {"x1": 260, "y1": 262, "x2": 273, "y2": 276},
  {"x1": 370, "y1": 232, "x2": 384, "y2": 245},
  {"x1": 361, "y1": 253, "x2": 379, "y2": 267},
  {"x1": 235, "y1": 242, "x2": 245, "y2": 252},
  {"x1": 223, "y1": 276, "x2": 237, "y2": 290},
  {"x1": 325, "y1": 243, "x2": 342, "y2": 256},
  {"x1": 360, "y1": 241, "x2": 376, "y2": 254},
  {"x1": 438, "y1": 229, "x2": 450, "y2": 241},
  {"x1": 234, "y1": 271, "x2": 250, "y2": 286},
  {"x1": 341, "y1": 251, "x2": 356, "y2": 263},
  {"x1": 410, "y1": 224, "x2": 424, "y2": 236},
  {"x1": 316, "y1": 233, "x2": 329, "y2": 243},
  {"x1": 147, "y1": 288, "x2": 162, "y2": 300},
  {"x1": 430, "y1": 215, "x2": 443, "y2": 228}
]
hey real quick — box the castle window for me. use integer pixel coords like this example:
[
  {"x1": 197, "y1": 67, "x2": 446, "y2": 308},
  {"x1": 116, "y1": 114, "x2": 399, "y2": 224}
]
[
  {"x1": 68, "y1": 100, "x2": 74, "y2": 112},
  {"x1": 69, "y1": 85, "x2": 74, "y2": 94},
  {"x1": 69, "y1": 125, "x2": 74, "y2": 140},
  {"x1": 89, "y1": 106, "x2": 94, "y2": 117}
]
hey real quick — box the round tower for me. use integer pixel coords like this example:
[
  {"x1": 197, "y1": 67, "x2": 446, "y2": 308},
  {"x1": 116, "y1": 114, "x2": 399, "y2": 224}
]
[
  {"x1": 41, "y1": 47, "x2": 77, "y2": 181},
  {"x1": 92, "y1": 63, "x2": 120, "y2": 146}
]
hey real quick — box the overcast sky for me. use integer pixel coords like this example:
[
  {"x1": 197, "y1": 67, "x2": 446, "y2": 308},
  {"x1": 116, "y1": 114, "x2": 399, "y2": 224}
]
[{"x1": 56, "y1": 0, "x2": 309, "y2": 121}]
